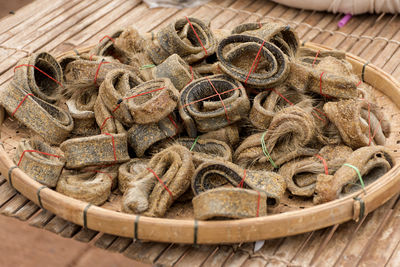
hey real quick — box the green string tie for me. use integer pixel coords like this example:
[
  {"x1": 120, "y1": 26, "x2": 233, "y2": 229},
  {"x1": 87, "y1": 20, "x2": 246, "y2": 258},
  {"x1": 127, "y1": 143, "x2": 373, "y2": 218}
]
[
  {"x1": 343, "y1": 163, "x2": 366, "y2": 192},
  {"x1": 190, "y1": 136, "x2": 199, "y2": 151},
  {"x1": 139, "y1": 64, "x2": 156, "y2": 70},
  {"x1": 261, "y1": 131, "x2": 278, "y2": 169}
]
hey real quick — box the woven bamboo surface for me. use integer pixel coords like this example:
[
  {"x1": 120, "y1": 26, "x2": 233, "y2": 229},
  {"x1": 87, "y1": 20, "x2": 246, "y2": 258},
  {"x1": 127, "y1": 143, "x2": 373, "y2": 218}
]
[{"x1": 0, "y1": 0, "x2": 400, "y2": 266}]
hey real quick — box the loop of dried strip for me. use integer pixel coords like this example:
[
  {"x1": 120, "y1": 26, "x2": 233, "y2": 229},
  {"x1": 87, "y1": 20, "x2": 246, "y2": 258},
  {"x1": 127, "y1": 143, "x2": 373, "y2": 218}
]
[
  {"x1": 56, "y1": 166, "x2": 118, "y2": 206},
  {"x1": 127, "y1": 113, "x2": 181, "y2": 157},
  {"x1": 153, "y1": 54, "x2": 200, "y2": 91},
  {"x1": 0, "y1": 82, "x2": 73, "y2": 145},
  {"x1": 323, "y1": 99, "x2": 390, "y2": 149},
  {"x1": 279, "y1": 145, "x2": 353, "y2": 197},
  {"x1": 66, "y1": 86, "x2": 100, "y2": 137},
  {"x1": 60, "y1": 133, "x2": 130, "y2": 169},
  {"x1": 217, "y1": 34, "x2": 290, "y2": 88},
  {"x1": 179, "y1": 74, "x2": 250, "y2": 137},
  {"x1": 192, "y1": 160, "x2": 286, "y2": 207},
  {"x1": 314, "y1": 146, "x2": 394, "y2": 204},
  {"x1": 124, "y1": 78, "x2": 179, "y2": 124},
  {"x1": 99, "y1": 69, "x2": 143, "y2": 126},
  {"x1": 249, "y1": 86, "x2": 312, "y2": 130},
  {"x1": 146, "y1": 17, "x2": 217, "y2": 64},
  {"x1": 193, "y1": 187, "x2": 267, "y2": 220},
  {"x1": 63, "y1": 58, "x2": 141, "y2": 86},
  {"x1": 14, "y1": 52, "x2": 64, "y2": 103},
  {"x1": 14, "y1": 139, "x2": 65, "y2": 188},
  {"x1": 231, "y1": 22, "x2": 299, "y2": 58},
  {"x1": 235, "y1": 106, "x2": 317, "y2": 170},
  {"x1": 122, "y1": 145, "x2": 194, "y2": 217}
]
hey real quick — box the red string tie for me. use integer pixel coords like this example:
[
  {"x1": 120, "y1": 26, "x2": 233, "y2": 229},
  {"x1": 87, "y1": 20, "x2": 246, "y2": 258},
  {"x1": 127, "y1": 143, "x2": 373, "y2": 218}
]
[
  {"x1": 94, "y1": 60, "x2": 110, "y2": 84},
  {"x1": 238, "y1": 169, "x2": 246, "y2": 188},
  {"x1": 273, "y1": 89, "x2": 293, "y2": 106},
  {"x1": 245, "y1": 40, "x2": 265, "y2": 84},
  {"x1": 168, "y1": 114, "x2": 179, "y2": 137},
  {"x1": 312, "y1": 50, "x2": 320, "y2": 67},
  {"x1": 182, "y1": 86, "x2": 241, "y2": 108},
  {"x1": 99, "y1": 35, "x2": 115, "y2": 43},
  {"x1": 12, "y1": 93, "x2": 34, "y2": 116},
  {"x1": 314, "y1": 154, "x2": 329, "y2": 175},
  {"x1": 185, "y1": 16, "x2": 207, "y2": 55},
  {"x1": 147, "y1": 168, "x2": 173, "y2": 197},
  {"x1": 100, "y1": 116, "x2": 114, "y2": 130}
]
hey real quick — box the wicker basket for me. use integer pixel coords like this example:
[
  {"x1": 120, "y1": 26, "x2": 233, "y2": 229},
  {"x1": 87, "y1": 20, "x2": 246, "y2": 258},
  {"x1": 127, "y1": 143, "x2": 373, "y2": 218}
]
[{"x1": 0, "y1": 43, "x2": 399, "y2": 244}]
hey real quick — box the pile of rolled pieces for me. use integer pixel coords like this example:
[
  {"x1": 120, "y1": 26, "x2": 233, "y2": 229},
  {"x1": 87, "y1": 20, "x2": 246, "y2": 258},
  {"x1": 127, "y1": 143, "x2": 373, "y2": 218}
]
[{"x1": 0, "y1": 17, "x2": 393, "y2": 220}]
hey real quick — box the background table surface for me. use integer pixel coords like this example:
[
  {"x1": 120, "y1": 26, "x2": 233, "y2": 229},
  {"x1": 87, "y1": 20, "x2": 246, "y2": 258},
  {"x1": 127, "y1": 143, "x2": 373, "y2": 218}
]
[{"x1": 0, "y1": 0, "x2": 399, "y2": 266}]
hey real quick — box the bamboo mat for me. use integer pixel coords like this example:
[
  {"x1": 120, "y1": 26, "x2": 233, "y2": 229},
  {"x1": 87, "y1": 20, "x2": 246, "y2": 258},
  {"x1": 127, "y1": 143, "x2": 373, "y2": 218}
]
[{"x1": 0, "y1": 0, "x2": 400, "y2": 266}]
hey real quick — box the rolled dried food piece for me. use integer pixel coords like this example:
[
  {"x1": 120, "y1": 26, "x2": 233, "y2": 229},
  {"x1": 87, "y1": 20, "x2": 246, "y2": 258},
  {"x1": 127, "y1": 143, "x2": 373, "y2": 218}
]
[
  {"x1": 279, "y1": 145, "x2": 353, "y2": 197},
  {"x1": 122, "y1": 145, "x2": 194, "y2": 217},
  {"x1": 286, "y1": 58, "x2": 359, "y2": 99},
  {"x1": 154, "y1": 138, "x2": 232, "y2": 167},
  {"x1": 124, "y1": 78, "x2": 179, "y2": 124},
  {"x1": 217, "y1": 34, "x2": 290, "y2": 88},
  {"x1": 66, "y1": 86, "x2": 100, "y2": 137},
  {"x1": 179, "y1": 74, "x2": 250, "y2": 137},
  {"x1": 231, "y1": 22, "x2": 299, "y2": 58},
  {"x1": 94, "y1": 96, "x2": 126, "y2": 134},
  {"x1": 153, "y1": 54, "x2": 200, "y2": 91},
  {"x1": 323, "y1": 99, "x2": 390, "y2": 149},
  {"x1": 147, "y1": 17, "x2": 217, "y2": 64},
  {"x1": 99, "y1": 69, "x2": 143, "y2": 126},
  {"x1": 60, "y1": 133, "x2": 130, "y2": 169},
  {"x1": 192, "y1": 160, "x2": 286, "y2": 207},
  {"x1": 235, "y1": 106, "x2": 317, "y2": 170},
  {"x1": 118, "y1": 158, "x2": 149, "y2": 193},
  {"x1": 314, "y1": 146, "x2": 394, "y2": 204},
  {"x1": 56, "y1": 167, "x2": 118, "y2": 206},
  {"x1": 63, "y1": 58, "x2": 142, "y2": 87},
  {"x1": 127, "y1": 113, "x2": 180, "y2": 157},
  {"x1": 14, "y1": 52, "x2": 63, "y2": 103},
  {"x1": 14, "y1": 139, "x2": 64, "y2": 187},
  {"x1": 297, "y1": 47, "x2": 346, "y2": 64},
  {"x1": 0, "y1": 82, "x2": 73, "y2": 145},
  {"x1": 249, "y1": 85, "x2": 312, "y2": 130},
  {"x1": 193, "y1": 188, "x2": 267, "y2": 220}
]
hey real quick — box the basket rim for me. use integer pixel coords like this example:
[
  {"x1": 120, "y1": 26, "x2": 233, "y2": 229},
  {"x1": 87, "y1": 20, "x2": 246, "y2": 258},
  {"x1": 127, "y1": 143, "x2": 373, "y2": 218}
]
[{"x1": 1, "y1": 42, "x2": 399, "y2": 244}]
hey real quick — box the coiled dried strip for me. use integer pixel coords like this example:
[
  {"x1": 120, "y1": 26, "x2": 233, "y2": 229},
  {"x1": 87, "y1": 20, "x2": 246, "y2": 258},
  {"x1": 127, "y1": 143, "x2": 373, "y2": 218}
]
[
  {"x1": 147, "y1": 17, "x2": 217, "y2": 64},
  {"x1": 323, "y1": 99, "x2": 390, "y2": 149},
  {"x1": 124, "y1": 78, "x2": 179, "y2": 124},
  {"x1": 14, "y1": 139, "x2": 64, "y2": 187},
  {"x1": 193, "y1": 188, "x2": 267, "y2": 220},
  {"x1": 60, "y1": 133, "x2": 130, "y2": 169},
  {"x1": 0, "y1": 82, "x2": 73, "y2": 145},
  {"x1": 231, "y1": 22, "x2": 299, "y2": 58},
  {"x1": 179, "y1": 74, "x2": 250, "y2": 137},
  {"x1": 249, "y1": 86, "x2": 312, "y2": 130},
  {"x1": 127, "y1": 113, "x2": 180, "y2": 157},
  {"x1": 122, "y1": 145, "x2": 194, "y2": 217},
  {"x1": 56, "y1": 167, "x2": 118, "y2": 206},
  {"x1": 314, "y1": 146, "x2": 394, "y2": 204},
  {"x1": 153, "y1": 54, "x2": 200, "y2": 91},
  {"x1": 99, "y1": 69, "x2": 143, "y2": 126},
  {"x1": 14, "y1": 52, "x2": 63, "y2": 103},
  {"x1": 279, "y1": 145, "x2": 353, "y2": 197},
  {"x1": 217, "y1": 34, "x2": 289, "y2": 88},
  {"x1": 192, "y1": 160, "x2": 286, "y2": 207},
  {"x1": 235, "y1": 106, "x2": 317, "y2": 170},
  {"x1": 66, "y1": 86, "x2": 100, "y2": 136}
]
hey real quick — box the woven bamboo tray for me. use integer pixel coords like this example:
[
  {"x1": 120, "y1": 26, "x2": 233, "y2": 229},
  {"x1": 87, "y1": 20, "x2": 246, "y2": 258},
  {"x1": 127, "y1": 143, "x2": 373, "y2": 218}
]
[{"x1": 0, "y1": 42, "x2": 399, "y2": 245}]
